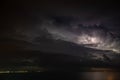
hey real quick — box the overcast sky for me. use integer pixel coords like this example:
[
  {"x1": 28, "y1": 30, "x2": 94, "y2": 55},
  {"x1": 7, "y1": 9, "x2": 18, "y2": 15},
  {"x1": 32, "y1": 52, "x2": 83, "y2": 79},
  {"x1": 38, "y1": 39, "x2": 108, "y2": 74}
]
[{"x1": 1, "y1": 0, "x2": 120, "y2": 54}]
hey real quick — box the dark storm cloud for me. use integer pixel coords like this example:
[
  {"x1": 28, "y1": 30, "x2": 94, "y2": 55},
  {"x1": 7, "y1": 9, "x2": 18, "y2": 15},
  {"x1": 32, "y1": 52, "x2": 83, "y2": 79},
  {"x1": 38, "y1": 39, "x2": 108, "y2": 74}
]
[{"x1": 1, "y1": 0, "x2": 120, "y2": 54}]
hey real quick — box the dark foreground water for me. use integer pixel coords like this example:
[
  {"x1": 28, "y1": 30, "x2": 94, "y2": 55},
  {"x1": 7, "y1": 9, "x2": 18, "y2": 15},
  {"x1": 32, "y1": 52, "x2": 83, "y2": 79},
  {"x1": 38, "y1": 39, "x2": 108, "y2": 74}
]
[{"x1": 0, "y1": 71, "x2": 120, "y2": 80}]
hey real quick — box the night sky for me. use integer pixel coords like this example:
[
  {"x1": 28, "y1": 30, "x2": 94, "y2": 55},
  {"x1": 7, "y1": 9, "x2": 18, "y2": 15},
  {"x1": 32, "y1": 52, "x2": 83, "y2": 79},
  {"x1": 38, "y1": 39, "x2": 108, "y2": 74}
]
[{"x1": 1, "y1": 0, "x2": 120, "y2": 67}]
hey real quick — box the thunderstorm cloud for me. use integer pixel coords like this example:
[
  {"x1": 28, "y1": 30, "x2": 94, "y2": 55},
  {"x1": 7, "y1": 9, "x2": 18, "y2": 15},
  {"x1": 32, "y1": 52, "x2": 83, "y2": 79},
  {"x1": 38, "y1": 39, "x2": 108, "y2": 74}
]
[{"x1": 42, "y1": 20, "x2": 120, "y2": 53}]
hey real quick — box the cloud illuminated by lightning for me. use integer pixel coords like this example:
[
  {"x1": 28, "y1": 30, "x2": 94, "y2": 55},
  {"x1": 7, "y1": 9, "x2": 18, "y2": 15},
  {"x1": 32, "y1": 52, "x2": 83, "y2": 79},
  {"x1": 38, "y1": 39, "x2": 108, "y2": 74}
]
[{"x1": 42, "y1": 22, "x2": 120, "y2": 53}]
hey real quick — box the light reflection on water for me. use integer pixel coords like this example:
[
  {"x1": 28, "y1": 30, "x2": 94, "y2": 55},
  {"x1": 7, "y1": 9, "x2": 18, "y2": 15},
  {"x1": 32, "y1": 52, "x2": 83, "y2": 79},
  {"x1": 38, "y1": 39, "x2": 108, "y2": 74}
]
[
  {"x1": 79, "y1": 68, "x2": 120, "y2": 80},
  {"x1": 80, "y1": 72, "x2": 119, "y2": 80}
]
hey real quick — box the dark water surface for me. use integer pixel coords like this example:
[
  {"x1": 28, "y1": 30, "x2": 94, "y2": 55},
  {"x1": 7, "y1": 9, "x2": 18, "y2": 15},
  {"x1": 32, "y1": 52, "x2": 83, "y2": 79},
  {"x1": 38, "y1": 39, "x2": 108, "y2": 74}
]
[{"x1": 0, "y1": 71, "x2": 120, "y2": 80}]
